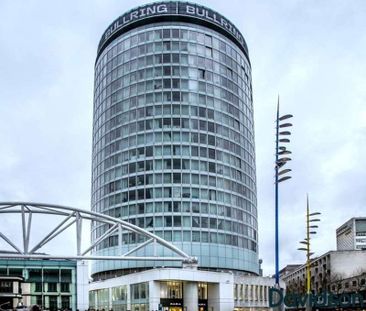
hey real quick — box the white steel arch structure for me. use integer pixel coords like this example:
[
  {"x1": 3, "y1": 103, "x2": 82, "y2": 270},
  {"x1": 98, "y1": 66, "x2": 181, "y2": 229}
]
[{"x1": 0, "y1": 202, "x2": 197, "y2": 264}]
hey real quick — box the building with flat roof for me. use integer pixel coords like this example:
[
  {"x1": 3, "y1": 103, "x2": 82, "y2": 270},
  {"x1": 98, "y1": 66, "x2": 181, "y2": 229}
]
[
  {"x1": 337, "y1": 217, "x2": 366, "y2": 251},
  {"x1": 0, "y1": 257, "x2": 88, "y2": 311},
  {"x1": 0, "y1": 275, "x2": 23, "y2": 310},
  {"x1": 278, "y1": 264, "x2": 302, "y2": 280},
  {"x1": 281, "y1": 250, "x2": 366, "y2": 294},
  {"x1": 89, "y1": 2, "x2": 275, "y2": 310},
  {"x1": 89, "y1": 267, "x2": 278, "y2": 311}
]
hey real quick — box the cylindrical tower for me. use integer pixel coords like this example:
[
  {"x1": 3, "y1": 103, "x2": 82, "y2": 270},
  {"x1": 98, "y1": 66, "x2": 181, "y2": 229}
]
[{"x1": 91, "y1": 1, "x2": 257, "y2": 279}]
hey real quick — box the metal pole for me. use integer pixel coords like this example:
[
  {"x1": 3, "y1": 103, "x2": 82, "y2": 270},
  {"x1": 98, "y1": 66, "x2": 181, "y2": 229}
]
[
  {"x1": 306, "y1": 195, "x2": 312, "y2": 311},
  {"x1": 306, "y1": 195, "x2": 311, "y2": 294},
  {"x1": 275, "y1": 98, "x2": 280, "y2": 286},
  {"x1": 21, "y1": 205, "x2": 27, "y2": 254},
  {"x1": 76, "y1": 212, "x2": 82, "y2": 256}
]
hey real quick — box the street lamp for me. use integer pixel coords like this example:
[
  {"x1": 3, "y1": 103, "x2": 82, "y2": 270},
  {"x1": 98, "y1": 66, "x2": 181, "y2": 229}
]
[
  {"x1": 298, "y1": 194, "x2": 321, "y2": 295},
  {"x1": 274, "y1": 96, "x2": 293, "y2": 286}
]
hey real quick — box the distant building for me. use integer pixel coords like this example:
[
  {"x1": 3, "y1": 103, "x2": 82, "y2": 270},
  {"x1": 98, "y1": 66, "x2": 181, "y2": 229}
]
[
  {"x1": 0, "y1": 275, "x2": 23, "y2": 310},
  {"x1": 0, "y1": 257, "x2": 88, "y2": 311},
  {"x1": 281, "y1": 250, "x2": 366, "y2": 294},
  {"x1": 278, "y1": 264, "x2": 302, "y2": 279},
  {"x1": 331, "y1": 271, "x2": 366, "y2": 295},
  {"x1": 337, "y1": 217, "x2": 366, "y2": 250}
]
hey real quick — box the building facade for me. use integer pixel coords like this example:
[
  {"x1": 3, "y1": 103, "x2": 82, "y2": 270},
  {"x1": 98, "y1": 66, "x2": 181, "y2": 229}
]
[
  {"x1": 89, "y1": 267, "x2": 276, "y2": 311},
  {"x1": 91, "y1": 1, "x2": 257, "y2": 277},
  {"x1": 89, "y1": 2, "x2": 269, "y2": 310},
  {"x1": 337, "y1": 217, "x2": 366, "y2": 251},
  {"x1": 278, "y1": 264, "x2": 301, "y2": 280},
  {"x1": 0, "y1": 275, "x2": 22, "y2": 310},
  {"x1": 282, "y1": 250, "x2": 366, "y2": 294},
  {"x1": 0, "y1": 258, "x2": 84, "y2": 311}
]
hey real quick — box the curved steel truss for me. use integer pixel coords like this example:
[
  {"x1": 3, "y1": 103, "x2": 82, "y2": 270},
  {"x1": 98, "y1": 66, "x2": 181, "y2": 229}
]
[{"x1": 0, "y1": 202, "x2": 196, "y2": 263}]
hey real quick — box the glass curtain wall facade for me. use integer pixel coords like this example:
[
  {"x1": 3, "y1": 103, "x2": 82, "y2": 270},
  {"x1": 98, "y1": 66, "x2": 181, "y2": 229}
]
[
  {"x1": 91, "y1": 2, "x2": 258, "y2": 278},
  {"x1": 0, "y1": 259, "x2": 76, "y2": 310}
]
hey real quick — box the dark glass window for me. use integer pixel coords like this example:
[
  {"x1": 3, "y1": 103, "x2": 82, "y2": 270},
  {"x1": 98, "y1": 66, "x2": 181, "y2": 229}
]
[
  {"x1": 172, "y1": 79, "x2": 180, "y2": 88},
  {"x1": 146, "y1": 217, "x2": 153, "y2": 227},
  {"x1": 172, "y1": 54, "x2": 180, "y2": 63},
  {"x1": 163, "y1": 79, "x2": 171, "y2": 88},
  {"x1": 35, "y1": 283, "x2": 42, "y2": 292},
  {"x1": 199, "y1": 147, "x2": 207, "y2": 157},
  {"x1": 173, "y1": 159, "x2": 181, "y2": 169},
  {"x1": 172, "y1": 29, "x2": 179, "y2": 38},
  {"x1": 0, "y1": 281, "x2": 13, "y2": 293},
  {"x1": 129, "y1": 162, "x2": 136, "y2": 173},
  {"x1": 49, "y1": 296, "x2": 57, "y2": 310},
  {"x1": 163, "y1": 41, "x2": 171, "y2": 51},
  {"x1": 173, "y1": 173, "x2": 181, "y2": 183},
  {"x1": 163, "y1": 29, "x2": 170, "y2": 38},
  {"x1": 210, "y1": 218, "x2": 217, "y2": 228},
  {"x1": 129, "y1": 176, "x2": 136, "y2": 187},
  {"x1": 165, "y1": 216, "x2": 172, "y2": 227},
  {"x1": 191, "y1": 133, "x2": 198, "y2": 143},
  {"x1": 172, "y1": 92, "x2": 180, "y2": 101},
  {"x1": 208, "y1": 135, "x2": 215, "y2": 145},
  {"x1": 163, "y1": 54, "x2": 171, "y2": 63},
  {"x1": 61, "y1": 296, "x2": 70, "y2": 309},
  {"x1": 163, "y1": 66, "x2": 171, "y2": 76},
  {"x1": 48, "y1": 283, "x2": 57, "y2": 292},
  {"x1": 146, "y1": 146, "x2": 153, "y2": 157},
  {"x1": 192, "y1": 216, "x2": 200, "y2": 227},
  {"x1": 155, "y1": 54, "x2": 162, "y2": 64},
  {"x1": 173, "y1": 216, "x2": 181, "y2": 226},
  {"x1": 60, "y1": 283, "x2": 69, "y2": 292}
]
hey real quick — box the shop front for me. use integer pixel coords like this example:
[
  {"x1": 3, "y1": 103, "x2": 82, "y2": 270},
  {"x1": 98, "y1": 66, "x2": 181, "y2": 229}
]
[
  {"x1": 198, "y1": 299, "x2": 208, "y2": 311},
  {"x1": 160, "y1": 298, "x2": 183, "y2": 311}
]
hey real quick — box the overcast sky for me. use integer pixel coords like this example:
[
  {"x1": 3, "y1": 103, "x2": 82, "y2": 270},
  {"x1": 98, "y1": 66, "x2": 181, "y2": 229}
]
[{"x1": 0, "y1": 0, "x2": 365, "y2": 276}]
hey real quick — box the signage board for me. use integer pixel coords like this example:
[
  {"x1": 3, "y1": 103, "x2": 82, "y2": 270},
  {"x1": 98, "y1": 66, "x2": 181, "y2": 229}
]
[{"x1": 97, "y1": 1, "x2": 248, "y2": 59}]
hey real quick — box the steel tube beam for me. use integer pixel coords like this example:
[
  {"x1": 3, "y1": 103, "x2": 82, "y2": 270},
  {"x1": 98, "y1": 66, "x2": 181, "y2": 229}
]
[
  {"x1": 21, "y1": 205, "x2": 27, "y2": 254},
  {"x1": 82, "y1": 224, "x2": 118, "y2": 256},
  {"x1": 0, "y1": 202, "x2": 195, "y2": 263},
  {"x1": 29, "y1": 212, "x2": 76, "y2": 254},
  {"x1": 0, "y1": 204, "x2": 16, "y2": 211},
  {"x1": 123, "y1": 238, "x2": 154, "y2": 257},
  {"x1": 0, "y1": 232, "x2": 22, "y2": 254},
  {"x1": 76, "y1": 212, "x2": 82, "y2": 255},
  {"x1": 29, "y1": 219, "x2": 76, "y2": 254},
  {"x1": 0, "y1": 254, "x2": 186, "y2": 261}
]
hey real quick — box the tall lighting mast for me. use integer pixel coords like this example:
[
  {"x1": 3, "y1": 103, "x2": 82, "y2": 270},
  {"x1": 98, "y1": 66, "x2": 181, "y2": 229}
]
[{"x1": 274, "y1": 96, "x2": 293, "y2": 286}]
